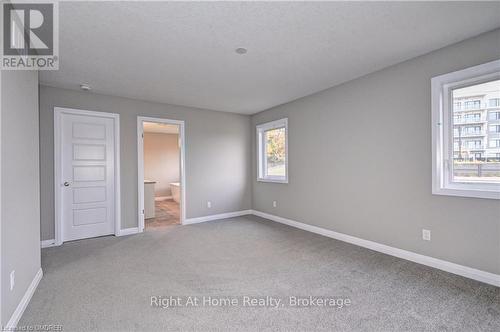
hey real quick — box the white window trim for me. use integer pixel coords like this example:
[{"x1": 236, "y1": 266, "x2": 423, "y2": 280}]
[
  {"x1": 257, "y1": 118, "x2": 289, "y2": 183},
  {"x1": 431, "y1": 59, "x2": 500, "y2": 200}
]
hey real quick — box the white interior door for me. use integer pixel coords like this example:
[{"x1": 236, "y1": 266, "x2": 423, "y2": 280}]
[{"x1": 59, "y1": 112, "x2": 116, "y2": 242}]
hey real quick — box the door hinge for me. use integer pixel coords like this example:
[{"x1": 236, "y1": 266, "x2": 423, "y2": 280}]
[
  {"x1": 142, "y1": 209, "x2": 144, "y2": 214},
  {"x1": 142, "y1": 133, "x2": 144, "y2": 138}
]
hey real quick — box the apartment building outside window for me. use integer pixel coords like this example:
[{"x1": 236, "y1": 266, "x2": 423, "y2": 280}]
[{"x1": 431, "y1": 60, "x2": 500, "y2": 199}]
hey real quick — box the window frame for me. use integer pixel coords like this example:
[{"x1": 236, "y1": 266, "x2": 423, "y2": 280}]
[
  {"x1": 256, "y1": 118, "x2": 289, "y2": 184},
  {"x1": 431, "y1": 59, "x2": 500, "y2": 199}
]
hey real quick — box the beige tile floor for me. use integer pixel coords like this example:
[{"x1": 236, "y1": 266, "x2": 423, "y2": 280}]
[{"x1": 145, "y1": 199, "x2": 180, "y2": 228}]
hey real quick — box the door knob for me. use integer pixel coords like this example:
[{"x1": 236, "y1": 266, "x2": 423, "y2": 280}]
[{"x1": 64, "y1": 182, "x2": 70, "y2": 187}]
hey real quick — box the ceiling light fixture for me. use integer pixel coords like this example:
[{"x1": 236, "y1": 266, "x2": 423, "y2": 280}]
[
  {"x1": 235, "y1": 47, "x2": 247, "y2": 55},
  {"x1": 80, "y1": 83, "x2": 91, "y2": 91}
]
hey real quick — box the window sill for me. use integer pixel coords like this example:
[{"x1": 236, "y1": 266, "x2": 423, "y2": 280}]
[
  {"x1": 432, "y1": 187, "x2": 500, "y2": 200},
  {"x1": 257, "y1": 177, "x2": 288, "y2": 184}
]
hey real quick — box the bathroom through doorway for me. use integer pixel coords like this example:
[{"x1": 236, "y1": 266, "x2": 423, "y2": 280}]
[{"x1": 137, "y1": 117, "x2": 185, "y2": 231}]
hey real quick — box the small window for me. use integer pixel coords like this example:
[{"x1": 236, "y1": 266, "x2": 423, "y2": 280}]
[
  {"x1": 489, "y1": 111, "x2": 500, "y2": 120},
  {"x1": 257, "y1": 118, "x2": 288, "y2": 183},
  {"x1": 464, "y1": 100, "x2": 481, "y2": 110},
  {"x1": 490, "y1": 139, "x2": 500, "y2": 148},
  {"x1": 431, "y1": 60, "x2": 500, "y2": 199},
  {"x1": 467, "y1": 140, "x2": 482, "y2": 149},
  {"x1": 489, "y1": 98, "x2": 500, "y2": 108},
  {"x1": 489, "y1": 124, "x2": 500, "y2": 133}
]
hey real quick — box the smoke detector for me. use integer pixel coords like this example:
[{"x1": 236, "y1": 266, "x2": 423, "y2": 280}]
[{"x1": 235, "y1": 47, "x2": 247, "y2": 55}]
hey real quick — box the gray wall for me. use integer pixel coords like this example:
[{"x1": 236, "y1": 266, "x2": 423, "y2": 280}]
[
  {"x1": 143, "y1": 132, "x2": 179, "y2": 197},
  {"x1": 252, "y1": 29, "x2": 500, "y2": 275},
  {"x1": 39, "y1": 86, "x2": 252, "y2": 240},
  {"x1": 1, "y1": 71, "x2": 41, "y2": 324}
]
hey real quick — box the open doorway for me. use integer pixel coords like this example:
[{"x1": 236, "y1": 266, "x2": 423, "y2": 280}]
[{"x1": 137, "y1": 117, "x2": 185, "y2": 231}]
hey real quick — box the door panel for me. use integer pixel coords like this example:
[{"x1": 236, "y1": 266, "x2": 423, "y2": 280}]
[
  {"x1": 72, "y1": 122, "x2": 106, "y2": 139},
  {"x1": 73, "y1": 166, "x2": 106, "y2": 181},
  {"x1": 61, "y1": 113, "x2": 115, "y2": 242},
  {"x1": 73, "y1": 144, "x2": 106, "y2": 160},
  {"x1": 73, "y1": 207, "x2": 107, "y2": 226},
  {"x1": 73, "y1": 187, "x2": 107, "y2": 204}
]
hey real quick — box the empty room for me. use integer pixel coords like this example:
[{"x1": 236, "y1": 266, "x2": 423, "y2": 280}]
[{"x1": 1, "y1": 1, "x2": 499, "y2": 331}]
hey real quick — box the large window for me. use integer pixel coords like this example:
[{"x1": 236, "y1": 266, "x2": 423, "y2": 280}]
[
  {"x1": 431, "y1": 60, "x2": 500, "y2": 199},
  {"x1": 257, "y1": 118, "x2": 288, "y2": 183}
]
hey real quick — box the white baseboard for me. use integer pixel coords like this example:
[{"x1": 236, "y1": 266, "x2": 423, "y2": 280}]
[
  {"x1": 184, "y1": 210, "x2": 253, "y2": 225},
  {"x1": 117, "y1": 227, "x2": 140, "y2": 236},
  {"x1": 42, "y1": 227, "x2": 141, "y2": 243},
  {"x1": 41, "y1": 239, "x2": 57, "y2": 248},
  {"x1": 155, "y1": 196, "x2": 172, "y2": 201},
  {"x1": 251, "y1": 210, "x2": 500, "y2": 287},
  {"x1": 5, "y1": 268, "x2": 43, "y2": 329}
]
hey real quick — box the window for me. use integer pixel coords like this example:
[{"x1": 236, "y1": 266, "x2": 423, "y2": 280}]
[
  {"x1": 489, "y1": 111, "x2": 500, "y2": 120},
  {"x1": 257, "y1": 118, "x2": 288, "y2": 183},
  {"x1": 490, "y1": 140, "x2": 500, "y2": 148},
  {"x1": 431, "y1": 60, "x2": 500, "y2": 199},
  {"x1": 463, "y1": 126, "x2": 481, "y2": 134},
  {"x1": 463, "y1": 113, "x2": 481, "y2": 122},
  {"x1": 464, "y1": 100, "x2": 481, "y2": 110},
  {"x1": 489, "y1": 98, "x2": 500, "y2": 108},
  {"x1": 489, "y1": 124, "x2": 500, "y2": 133},
  {"x1": 466, "y1": 140, "x2": 482, "y2": 149}
]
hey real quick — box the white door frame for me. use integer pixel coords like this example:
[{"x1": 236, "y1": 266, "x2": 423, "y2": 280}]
[
  {"x1": 137, "y1": 116, "x2": 186, "y2": 230},
  {"x1": 54, "y1": 107, "x2": 121, "y2": 245}
]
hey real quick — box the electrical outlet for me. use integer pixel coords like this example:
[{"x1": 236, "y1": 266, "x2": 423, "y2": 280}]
[
  {"x1": 422, "y1": 229, "x2": 431, "y2": 241},
  {"x1": 10, "y1": 271, "x2": 15, "y2": 291},
  {"x1": 207, "y1": 201, "x2": 212, "y2": 209},
  {"x1": 273, "y1": 201, "x2": 277, "y2": 208}
]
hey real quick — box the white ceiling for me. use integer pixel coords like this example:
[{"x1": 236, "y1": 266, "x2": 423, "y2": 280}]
[
  {"x1": 143, "y1": 122, "x2": 179, "y2": 134},
  {"x1": 40, "y1": 1, "x2": 500, "y2": 114}
]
